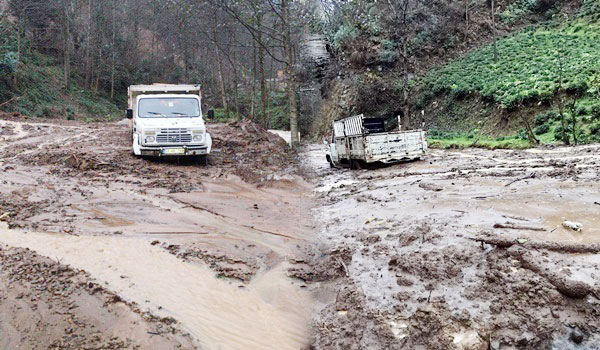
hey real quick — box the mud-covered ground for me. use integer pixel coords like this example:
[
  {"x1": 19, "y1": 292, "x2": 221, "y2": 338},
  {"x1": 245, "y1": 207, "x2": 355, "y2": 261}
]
[
  {"x1": 0, "y1": 114, "x2": 315, "y2": 349},
  {"x1": 0, "y1": 246, "x2": 195, "y2": 349},
  {"x1": 304, "y1": 144, "x2": 600, "y2": 350},
  {"x1": 2, "y1": 113, "x2": 600, "y2": 349}
]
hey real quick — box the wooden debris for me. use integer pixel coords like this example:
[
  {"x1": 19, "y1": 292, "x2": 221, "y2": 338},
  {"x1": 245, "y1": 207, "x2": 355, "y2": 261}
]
[{"x1": 471, "y1": 236, "x2": 600, "y2": 254}]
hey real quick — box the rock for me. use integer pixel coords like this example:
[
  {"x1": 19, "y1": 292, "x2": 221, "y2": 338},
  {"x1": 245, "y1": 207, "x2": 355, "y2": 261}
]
[
  {"x1": 562, "y1": 221, "x2": 583, "y2": 231},
  {"x1": 418, "y1": 182, "x2": 443, "y2": 192},
  {"x1": 489, "y1": 339, "x2": 501, "y2": 350},
  {"x1": 569, "y1": 328, "x2": 584, "y2": 344}
]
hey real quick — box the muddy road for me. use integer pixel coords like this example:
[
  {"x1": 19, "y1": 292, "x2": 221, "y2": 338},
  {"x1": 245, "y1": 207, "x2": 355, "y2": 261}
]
[
  {"x1": 0, "y1": 115, "x2": 316, "y2": 349},
  {"x1": 305, "y1": 144, "x2": 600, "y2": 349},
  {"x1": 1, "y1": 114, "x2": 600, "y2": 349}
]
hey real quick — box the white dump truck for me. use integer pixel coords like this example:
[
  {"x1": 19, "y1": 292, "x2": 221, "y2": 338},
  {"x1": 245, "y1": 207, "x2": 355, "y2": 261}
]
[
  {"x1": 325, "y1": 114, "x2": 427, "y2": 169},
  {"x1": 127, "y1": 84, "x2": 213, "y2": 164}
]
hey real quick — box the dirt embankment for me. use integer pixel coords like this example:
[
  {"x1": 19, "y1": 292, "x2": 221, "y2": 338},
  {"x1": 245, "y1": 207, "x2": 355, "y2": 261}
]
[{"x1": 302, "y1": 144, "x2": 600, "y2": 349}]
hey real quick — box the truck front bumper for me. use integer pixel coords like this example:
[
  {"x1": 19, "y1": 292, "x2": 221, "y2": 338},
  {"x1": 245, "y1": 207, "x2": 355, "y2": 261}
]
[{"x1": 139, "y1": 145, "x2": 209, "y2": 157}]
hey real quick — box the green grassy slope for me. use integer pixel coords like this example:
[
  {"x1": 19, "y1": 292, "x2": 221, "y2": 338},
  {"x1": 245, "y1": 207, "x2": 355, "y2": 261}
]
[
  {"x1": 422, "y1": 21, "x2": 600, "y2": 109},
  {"x1": 419, "y1": 3, "x2": 600, "y2": 148},
  {"x1": 0, "y1": 53, "x2": 121, "y2": 121}
]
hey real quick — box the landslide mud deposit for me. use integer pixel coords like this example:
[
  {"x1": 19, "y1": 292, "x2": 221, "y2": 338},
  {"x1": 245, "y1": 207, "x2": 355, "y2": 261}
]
[
  {"x1": 2, "y1": 113, "x2": 600, "y2": 350},
  {"x1": 304, "y1": 144, "x2": 600, "y2": 350},
  {"x1": 0, "y1": 115, "x2": 316, "y2": 349}
]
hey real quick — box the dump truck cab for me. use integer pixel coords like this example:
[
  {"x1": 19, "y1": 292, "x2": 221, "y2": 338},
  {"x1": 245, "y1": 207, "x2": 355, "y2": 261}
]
[{"x1": 127, "y1": 84, "x2": 212, "y2": 163}]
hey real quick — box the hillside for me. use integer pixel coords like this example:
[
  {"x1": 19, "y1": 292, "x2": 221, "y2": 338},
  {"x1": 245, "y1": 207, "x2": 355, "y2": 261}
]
[
  {"x1": 313, "y1": 0, "x2": 600, "y2": 148},
  {"x1": 418, "y1": 1, "x2": 600, "y2": 147},
  {"x1": 0, "y1": 18, "x2": 120, "y2": 120}
]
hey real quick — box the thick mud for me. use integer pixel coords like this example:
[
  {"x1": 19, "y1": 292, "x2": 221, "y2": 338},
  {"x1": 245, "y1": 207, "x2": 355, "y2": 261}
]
[
  {"x1": 0, "y1": 115, "x2": 316, "y2": 349},
  {"x1": 2, "y1": 113, "x2": 600, "y2": 349},
  {"x1": 304, "y1": 144, "x2": 600, "y2": 350}
]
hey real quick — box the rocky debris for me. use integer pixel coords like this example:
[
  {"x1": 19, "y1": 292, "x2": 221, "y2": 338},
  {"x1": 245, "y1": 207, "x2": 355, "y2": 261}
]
[
  {"x1": 210, "y1": 119, "x2": 294, "y2": 183},
  {"x1": 160, "y1": 243, "x2": 259, "y2": 283},
  {"x1": 288, "y1": 247, "x2": 353, "y2": 283},
  {"x1": 308, "y1": 144, "x2": 600, "y2": 349}
]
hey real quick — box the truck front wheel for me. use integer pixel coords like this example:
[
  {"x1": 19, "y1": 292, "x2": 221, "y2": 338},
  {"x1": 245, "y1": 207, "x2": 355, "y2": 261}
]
[{"x1": 197, "y1": 155, "x2": 209, "y2": 166}]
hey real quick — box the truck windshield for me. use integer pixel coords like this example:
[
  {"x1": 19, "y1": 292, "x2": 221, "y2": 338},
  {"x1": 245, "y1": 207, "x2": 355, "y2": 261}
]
[{"x1": 138, "y1": 98, "x2": 200, "y2": 118}]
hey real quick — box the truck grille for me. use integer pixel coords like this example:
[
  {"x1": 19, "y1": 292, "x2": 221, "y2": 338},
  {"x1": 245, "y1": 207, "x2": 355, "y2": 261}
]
[{"x1": 156, "y1": 128, "x2": 192, "y2": 143}]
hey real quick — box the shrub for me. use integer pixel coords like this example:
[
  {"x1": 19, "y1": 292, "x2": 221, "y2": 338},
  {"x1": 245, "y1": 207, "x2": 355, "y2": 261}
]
[
  {"x1": 590, "y1": 121, "x2": 600, "y2": 135},
  {"x1": 0, "y1": 52, "x2": 18, "y2": 75},
  {"x1": 534, "y1": 123, "x2": 550, "y2": 134},
  {"x1": 333, "y1": 25, "x2": 359, "y2": 49}
]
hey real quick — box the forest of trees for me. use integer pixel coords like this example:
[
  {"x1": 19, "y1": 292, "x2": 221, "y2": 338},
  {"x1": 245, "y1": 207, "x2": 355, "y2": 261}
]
[
  {"x1": 1, "y1": 0, "x2": 323, "y2": 146},
  {"x1": 2, "y1": 0, "x2": 580, "y2": 144}
]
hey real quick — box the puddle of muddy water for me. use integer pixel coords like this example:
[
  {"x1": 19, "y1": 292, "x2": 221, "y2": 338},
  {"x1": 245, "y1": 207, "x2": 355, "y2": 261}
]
[{"x1": 0, "y1": 228, "x2": 313, "y2": 350}]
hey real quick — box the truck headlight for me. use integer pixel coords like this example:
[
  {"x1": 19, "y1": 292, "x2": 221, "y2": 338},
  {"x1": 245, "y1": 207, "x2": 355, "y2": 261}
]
[
  {"x1": 193, "y1": 134, "x2": 203, "y2": 142},
  {"x1": 145, "y1": 136, "x2": 155, "y2": 143}
]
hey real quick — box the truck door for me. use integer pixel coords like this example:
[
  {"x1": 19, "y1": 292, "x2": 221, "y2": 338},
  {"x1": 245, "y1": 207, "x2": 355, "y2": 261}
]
[{"x1": 329, "y1": 134, "x2": 339, "y2": 164}]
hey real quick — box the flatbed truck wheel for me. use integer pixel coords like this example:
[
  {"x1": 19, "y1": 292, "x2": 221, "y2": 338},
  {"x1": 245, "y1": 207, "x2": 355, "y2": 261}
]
[{"x1": 351, "y1": 159, "x2": 363, "y2": 170}]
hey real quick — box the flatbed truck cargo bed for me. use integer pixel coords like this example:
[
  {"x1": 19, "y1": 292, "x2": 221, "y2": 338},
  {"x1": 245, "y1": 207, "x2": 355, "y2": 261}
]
[{"x1": 326, "y1": 114, "x2": 427, "y2": 169}]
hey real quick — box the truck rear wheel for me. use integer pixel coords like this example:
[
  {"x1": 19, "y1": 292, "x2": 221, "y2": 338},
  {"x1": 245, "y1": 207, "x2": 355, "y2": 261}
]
[{"x1": 351, "y1": 160, "x2": 363, "y2": 170}]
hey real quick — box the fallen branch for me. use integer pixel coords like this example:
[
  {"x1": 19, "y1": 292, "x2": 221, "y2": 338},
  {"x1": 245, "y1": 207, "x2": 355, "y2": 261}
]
[
  {"x1": 509, "y1": 248, "x2": 596, "y2": 299},
  {"x1": 493, "y1": 223, "x2": 546, "y2": 232},
  {"x1": 505, "y1": 172, "x2": 536, "y2": 187},
  {"x1": 0, "y1": 96, "x2": 19, "y2": 108},
  {"x1": 471, "y1": 236, "x2": 600, "y2": 254},
  {"x1": 336, "y1": 257, "x2": 349, "y2": 277}
]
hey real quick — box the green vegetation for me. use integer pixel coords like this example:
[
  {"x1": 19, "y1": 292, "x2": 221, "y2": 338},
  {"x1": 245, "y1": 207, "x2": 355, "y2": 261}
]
[
  {"x1": 423, "y1": 21, "x2": 600, "y2": 110},
  {"x1": 0, "y1": 20, "x2": 120, "y2": 120},
  {"x1": 499, "y1": 0, "x2": 560, "y2": 24},
  {"x1": 428, "y1": 95, "x2": 600, "y2": 148},
  {"x1": 427, "y1": 129, "x2": 533, "y2": 149}
]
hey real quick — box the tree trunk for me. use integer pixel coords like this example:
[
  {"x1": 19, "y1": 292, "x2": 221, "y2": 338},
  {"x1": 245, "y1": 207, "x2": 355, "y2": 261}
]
[
  {"x1": 282, "y1": 0, "x2": 299, "y2": 148},
  {"x1": 14, "y1": 22, "x2": 21, "y2": 85},
  {"x1": 95, "y1": 45, "x2": 102, "y2": 94},
  {"x1": 250, "y1": 45, "x2": 257, "y2": 120},
  {"x1": 491, "y1": 0, "x2": 498, "y2": 62},
  {"x1": 401, "y1": 38, "x2": 410, "y2": 129},
  {"x1": 465, "y1": 0, "x2": 469, "y2": 41},
  {"x1": 63, "y1": 1, "x2": 71, "y2": 89},
  {"x1": 110, "y1": 0, "x2": 116, "y2": 100},
  {"x1": 84, "y1": 0, "x2": 92, "y2": 88},
  {"x1": 215, "y1": 47, "x2": 228, "y2": 118},
  {"x1": 256, "y1": 14, "x2": 267, "y2": 125},
  {"x1": 232, "y1": 50, "x2": 240, "y2": 120}
]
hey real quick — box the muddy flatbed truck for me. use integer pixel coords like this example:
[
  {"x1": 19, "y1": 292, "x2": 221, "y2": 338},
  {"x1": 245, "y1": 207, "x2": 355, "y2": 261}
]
[
  {"x1": 127, "y1": 84, "x2": 213, "y2": 164},
  {"x1": 326, "y1": 114, "x2": 427, "y2": 169}
]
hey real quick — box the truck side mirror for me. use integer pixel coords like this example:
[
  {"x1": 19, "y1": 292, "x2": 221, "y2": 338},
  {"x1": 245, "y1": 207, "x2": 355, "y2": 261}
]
[
  {"x1": 207, "y1": 109, "x2": 215, "y2": 120},
  {"x1": 126, "y1": 108, "x2": 133, "y2": 119},
  {"x1": 323, "y1": 139, "x2": 328, "y2": 145}
]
